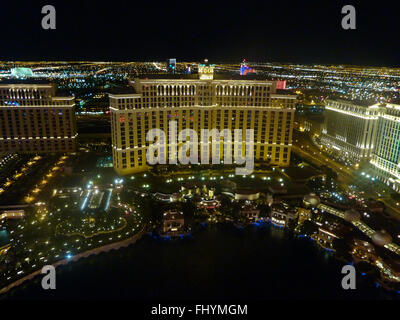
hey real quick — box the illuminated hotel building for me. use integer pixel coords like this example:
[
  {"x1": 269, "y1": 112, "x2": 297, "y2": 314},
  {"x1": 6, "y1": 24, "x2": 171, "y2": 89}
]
[
  {"x1": 0, "y1": 83, "x2": 77, "y2": 153},
  {"x1": 321, "y1": 98, "x2": 380, "y2": 162},
  {"x1": 110, "y1": 65, "x2": 296, "y2": 175},
  {"x1": 370, "y1": 103, "x2": 400, "y2": 191}
]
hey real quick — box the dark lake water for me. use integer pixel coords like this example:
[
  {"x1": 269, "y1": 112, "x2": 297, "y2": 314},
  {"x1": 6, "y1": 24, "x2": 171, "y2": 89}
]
[{"x1": 3, "y1": 223, "x2": 398, "y2": 300}]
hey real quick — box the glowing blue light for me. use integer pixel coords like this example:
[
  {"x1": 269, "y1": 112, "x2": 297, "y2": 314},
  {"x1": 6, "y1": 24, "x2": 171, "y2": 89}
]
[
  {"x1": 80, "y1": 190, "x2": 91, "y2": 211},
  {"x1": 104, "y1": 189, "x2": 112, "y2": 211}
]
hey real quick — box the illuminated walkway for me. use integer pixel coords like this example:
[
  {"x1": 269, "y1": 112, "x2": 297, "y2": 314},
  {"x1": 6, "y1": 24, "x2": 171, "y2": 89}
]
[{"x1": 318, "y1": 203, "x2": 400, "y2": 255}]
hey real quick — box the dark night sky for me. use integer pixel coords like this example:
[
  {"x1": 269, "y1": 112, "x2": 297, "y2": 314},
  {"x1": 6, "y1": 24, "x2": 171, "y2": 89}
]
[{"x1": 1, "y1": 0, "x2": 399, "y2": 66}]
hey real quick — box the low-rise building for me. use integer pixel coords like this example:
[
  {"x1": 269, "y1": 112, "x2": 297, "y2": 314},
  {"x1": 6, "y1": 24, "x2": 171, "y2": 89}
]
[
  {"x1": 351, "y1": 239, "x2": 378, "y2": 263},
  {"x1": 271, "y1": 203, "x2": 297, "y2": 227},
  {"x1": 163, "y1": 210, "x2": 185, "y2": 234},
  {"x1": 239, "y1": 202, "x2": 260, "y2": 221},
  {"x1": 197, "y1": 199, "x2": 221, "y2": 210},
  {"x1": 316, "y1": 221, "x2": 352, "y2": 249}
]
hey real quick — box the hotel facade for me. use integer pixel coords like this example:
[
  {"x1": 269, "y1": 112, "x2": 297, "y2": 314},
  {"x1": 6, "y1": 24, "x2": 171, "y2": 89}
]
[
  {"x1": 321, "y1": 98, "x2": 400, "y2": 191},
  {"x1": 370, "y1": 103, "x2": 400, "y2": 191},
  {"x1": 0, "y1": 83, "x2": 77, "y2": 153},
  {"x1": 321, "y1": 98, "x2": 380, "y2": 162},
  {"x1": 110, "y1": 66, "x2": 296, "y2": 175}
]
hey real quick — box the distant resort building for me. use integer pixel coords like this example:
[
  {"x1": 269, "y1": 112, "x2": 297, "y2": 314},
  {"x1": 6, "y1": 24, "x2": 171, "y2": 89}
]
[
  {"x1": 0, "y1": 82, "x2": 77, "y2": 154},
  {"x1": 370, "y1": 102, "x2": 400, "y2": 192},
  {"x1": 321, "y1": 98, "x2": 380, "y2": 162},
  {"x1": 319, "y1": 98, "x2": 400, "y2": 191}
]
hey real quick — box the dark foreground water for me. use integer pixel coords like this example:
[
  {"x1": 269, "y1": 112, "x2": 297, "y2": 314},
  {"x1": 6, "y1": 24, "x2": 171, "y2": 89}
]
[{"x1": 3, "y1": 223, "x2": 398, "y2": 300}]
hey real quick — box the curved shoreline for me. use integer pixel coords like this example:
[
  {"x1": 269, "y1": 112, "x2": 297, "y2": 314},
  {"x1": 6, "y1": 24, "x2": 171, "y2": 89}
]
[{"x1": 0, "y1": 226, "x2": 146, "y2": 296}]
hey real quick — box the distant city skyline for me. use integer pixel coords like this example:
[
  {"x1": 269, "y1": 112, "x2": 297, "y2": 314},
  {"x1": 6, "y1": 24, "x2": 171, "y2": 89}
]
[{"x1": 1, "y1": 1, "x2": 400, "y2": 67}]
